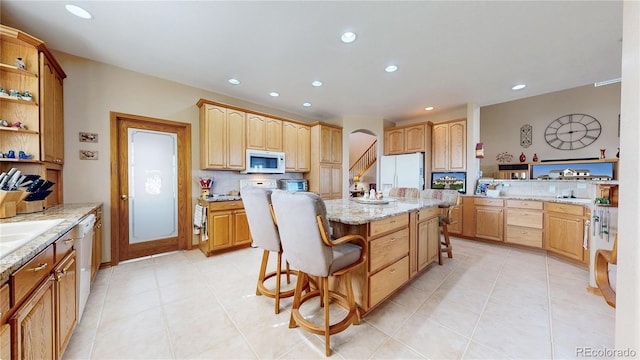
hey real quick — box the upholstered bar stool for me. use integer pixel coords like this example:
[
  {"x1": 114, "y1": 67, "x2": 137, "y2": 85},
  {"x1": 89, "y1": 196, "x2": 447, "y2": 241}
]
[
  {"x1": 420, "y1": 189, "x2": 460, "y2": 264},
  {"x1": 271, "y1": 190, "x2": 366, "y2": 356},
  {"x1": 242, "y1": 186, "x2": 302, "y2": 314},
  {"x1": 388, "y1": 187, "x2": 419, "y2": 199}
]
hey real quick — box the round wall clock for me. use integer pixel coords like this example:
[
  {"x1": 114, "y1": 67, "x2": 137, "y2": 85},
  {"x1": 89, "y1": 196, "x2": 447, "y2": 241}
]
[
  {"x1": 544, "y1": 113, "x2": 601, "y2": 150},
  {"x1": 520, "y1": 124, "x2": 532, "y2": 148}
]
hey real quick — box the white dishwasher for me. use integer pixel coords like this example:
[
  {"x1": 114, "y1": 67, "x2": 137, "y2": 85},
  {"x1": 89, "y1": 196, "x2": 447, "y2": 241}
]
[{"x1": 73, "y1": 214, "x2": 96, "y2": 321}]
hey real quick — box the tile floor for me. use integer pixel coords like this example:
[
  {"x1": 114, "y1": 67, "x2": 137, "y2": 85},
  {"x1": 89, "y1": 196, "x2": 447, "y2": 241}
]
[{"x1": 62, "y1": 238, "x2": 615, "y2": 359}]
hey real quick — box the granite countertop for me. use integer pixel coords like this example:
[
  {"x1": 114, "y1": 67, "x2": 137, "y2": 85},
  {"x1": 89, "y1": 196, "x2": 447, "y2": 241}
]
[
  {"x1": 0, "y1": 203, "x2": 102, "y2": 284},
  {"x1": 324, "y1": 198, "x2": 445, "y2": 225},
  {"x1": 463, "y1": 194, "x2": 593, "y2": 205}
]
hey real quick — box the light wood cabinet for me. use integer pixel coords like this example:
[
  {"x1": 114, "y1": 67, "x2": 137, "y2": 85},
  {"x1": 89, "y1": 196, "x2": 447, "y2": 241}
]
[
  {"x1": 91, "y1": 207, "x2": 103, "y2": 281},
  {"x1": 505, "y1": 200, "x2": 543, "y2": 248},
  {"x1": 369, "y1": 256, "x2": 409, "y2": 306},
  {"x1": 384, "y1": 124, "x2": 425, "y2": 155},
  {"x1": 199, "y1": 200, "x2": 251, "y2": 256},
  {"x1": 283, "y1": 121, "x2": 310, "y2": 172},
  {"x1": 545, "y1": 203, "x2": 588, "y2": 263},
  {"x1": 432, "y1": 119, "x2": 466, "y2": 171},
  {"x1": 40, "y1": 53, "x2": 65, "y2": 165},
  {"x1": 417, "y1": 212, "x2": 439, "y2": 271},
  {"x1": 0, "y1": 324, "x2": 9, "y2": 360},
  {"x1": 448, "y1": 204, "x2": 463, "y2": 235},
  {"x1": 474, "y1": 198, "x2": 503, "y2": 241},
  {"x1": 246, "y1": 114, "x2": 283, "y2": 152},
  {"x1": 306, "y1": 123, "x2": 342, "y2": 199},
  {"x1": 198, "y1": 103, "x2": 246, "y2": 170},
  {"x1": 54, "y1": 251, "x2": 77, "y2": 358}
]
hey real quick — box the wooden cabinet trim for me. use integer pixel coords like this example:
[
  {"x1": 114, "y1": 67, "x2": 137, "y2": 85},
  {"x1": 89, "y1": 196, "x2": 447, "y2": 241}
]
[
  {"x1": 369, "y1": 214, "x2": 409, "y2": 238},
  {"x1": 369, "y1": 256, "x2": 409, "y2": 307},
  {"x1": 369, "y1": 228, "x2": 409, "y2": 273},
  {"x1": 506, "y1": 199, "x2": 543, "y2": 210},
  {"x1": 10, "y1": 244, "x2": 54, "y2": 306}
]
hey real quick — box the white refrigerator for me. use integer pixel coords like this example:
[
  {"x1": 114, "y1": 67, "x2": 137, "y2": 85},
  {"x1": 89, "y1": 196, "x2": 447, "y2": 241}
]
[{"x1": 379, "y1": 152, "x2": 424, "y2": 196}]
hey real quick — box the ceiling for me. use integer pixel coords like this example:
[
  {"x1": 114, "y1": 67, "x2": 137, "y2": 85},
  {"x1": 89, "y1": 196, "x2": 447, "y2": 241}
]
[{"x1": 0, "y1": 1, "x2": 623, "y2": 122}]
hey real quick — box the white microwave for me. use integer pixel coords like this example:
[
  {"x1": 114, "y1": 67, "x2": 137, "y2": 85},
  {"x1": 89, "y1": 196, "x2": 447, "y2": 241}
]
[{"x1": 243, "y1": 149, "x2": 285, "y2": 174}]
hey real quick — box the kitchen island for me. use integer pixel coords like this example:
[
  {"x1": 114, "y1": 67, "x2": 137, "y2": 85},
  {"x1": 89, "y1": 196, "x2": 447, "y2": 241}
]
[{"x1": 323, "y1": 197, "x2": 445, "y2": 314}]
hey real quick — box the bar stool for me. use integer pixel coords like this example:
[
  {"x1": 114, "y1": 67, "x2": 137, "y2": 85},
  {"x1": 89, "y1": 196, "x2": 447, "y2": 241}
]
[
  {"x1": 242, "y1": 186, "x2": 301, "y2": 314},
  {"x1": 595, "y1": 234, "x2": 617, "y2": 308},
  {"x1": 271, "y1": 190, "x2": 366, "y2": 356},
  {"x1": 388, "y1": 187, "x2": 419, "y2": 199},
  {"x1": 420, "y1": 189, "x2": 460, "y2": 264}
]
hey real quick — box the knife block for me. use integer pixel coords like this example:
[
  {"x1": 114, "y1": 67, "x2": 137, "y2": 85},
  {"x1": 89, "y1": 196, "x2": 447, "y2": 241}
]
[
  {"x1": 0, "y1": 190, "x2": 24, "y2": 218},
  {"x1": 17, "y1": 200, "x2": 45, "y2": 214}
]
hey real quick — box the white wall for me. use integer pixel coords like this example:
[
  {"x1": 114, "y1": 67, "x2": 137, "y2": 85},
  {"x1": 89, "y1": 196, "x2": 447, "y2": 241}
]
[
  {"x1": 339, "y1": 116, "x2": 385, "y2": 198},
  {"x1": 56, "y1": 51, "x2": 317, "y2": 263},
  {"x1": 479, "y1": 84, "x2": 621, "y2": 177},
  {"x1": 616, "y1": 0, "x2": 639, "y2": 351}
]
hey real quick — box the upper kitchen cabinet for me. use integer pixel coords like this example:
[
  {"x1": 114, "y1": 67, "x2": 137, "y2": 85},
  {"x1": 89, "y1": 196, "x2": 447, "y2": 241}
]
[
  {"x1": 197, "y1": 101, "x2": 246, "y2": 170},
  {"x1": 283, "y1": 120, "x2": 310, "y2": 172},
  {"x1": 384, "y1": 124, "x2": 425, "y2": 155},
  {"x1": 246, "y1": 114, "x2": 283, "y2": 152},
  {"x1": 40, "y1": 52, "x2": 65, "y2": 165},
  {"x1": 432, "y1": 119, "x2": 466, "y2": 171},
  {"x1": 306, "y1": 123, "x2": 342, "y2": 199}
]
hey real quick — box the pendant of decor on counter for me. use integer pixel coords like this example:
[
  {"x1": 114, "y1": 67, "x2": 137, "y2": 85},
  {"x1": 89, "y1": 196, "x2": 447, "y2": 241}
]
[
  {"x1": 533, "y1": 153, "x2": 539, "y2": 162},
  {"x1": 519, "y1": 152, "x2": 526, "y2": 162}
]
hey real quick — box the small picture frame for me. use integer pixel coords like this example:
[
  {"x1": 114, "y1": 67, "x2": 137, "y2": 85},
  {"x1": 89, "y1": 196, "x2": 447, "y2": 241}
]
[
  {"x1": 79, "y1": 132, "x2": 98, "y2": 143},
  {"x1": 79, "y1": 150, "x2": 98, "y2": 160}
]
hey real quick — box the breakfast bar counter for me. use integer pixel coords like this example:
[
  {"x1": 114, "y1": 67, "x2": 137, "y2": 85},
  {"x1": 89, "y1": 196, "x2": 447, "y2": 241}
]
[{"x1": 323, "y1": 197, "x2": 446, "y2": 314}]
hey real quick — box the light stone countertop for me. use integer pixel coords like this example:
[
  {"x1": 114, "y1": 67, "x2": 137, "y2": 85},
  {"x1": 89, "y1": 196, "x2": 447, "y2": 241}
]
[
  {"x1": 463, "y1": 194, "x2": 593, "y2": 205},
  {"x1": 324, "y1": 198, "x2": 445, "y2": 225},
  {"x1": 0, "y1": 203, "x2": 102, "y2": 284}
]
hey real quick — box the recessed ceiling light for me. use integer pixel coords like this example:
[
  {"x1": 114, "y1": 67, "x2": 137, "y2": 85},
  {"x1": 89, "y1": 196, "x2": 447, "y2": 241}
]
[
  {"x1": 425, "y1": 106, "x2": 434, "y2": 111},
  {"x1": 385, "y1": 65, "x2": 398, "y2": 73},
  {"x1": 65, "y1": 4, "x2": 92, "y2": 19},
  {"x1": 228, "y1": 78, "x2": 240, "y2": 85},
  {"x1": 311, "y1": 81, "x2": 323, "y2": 87},
  {"x1": 303, "y1": 102, "x2": 312, "y2": 107},
  {"x1": 512, "y1": 84, "x2": 526, "y2": 90},
  {"x1": 341, "y1": 32, "x2": 357, "y2": 43},
  {"x1": 269, "y1": 92, "x2": 279, "y2": 97}
]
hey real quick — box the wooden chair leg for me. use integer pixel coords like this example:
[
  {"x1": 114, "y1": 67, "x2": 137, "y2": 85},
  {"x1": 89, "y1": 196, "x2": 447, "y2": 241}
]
[
  {"x1": 344, "y1": 272, "x2": 360, "y2": 325},
  {"x1": 256, "y1": 250, "x2": 269, "y2": 295},
  {"x1": 286, "y1": 261, "x2": 291, "y2": 284},
  {"x1": 441, "y1": 224, "x2": 453, "y2": 258},
  {"x1": 323, "y1": 277, "x2": 331, "y2": 356},
  {"x1": 275, "y1": 251, "x2": 283, "y2": 314},
  {"x1": 289, "y1": 272, "x2": 305, "y2": 328}
]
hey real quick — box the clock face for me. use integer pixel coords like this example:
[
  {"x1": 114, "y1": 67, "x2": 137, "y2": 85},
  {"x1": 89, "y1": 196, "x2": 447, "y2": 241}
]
[
  {"x1": 520, "y1": 124, "x2": 532, "y2": 148},
  {"x1": 544, "y1": 114, "x2": 601, "y2": 150}
]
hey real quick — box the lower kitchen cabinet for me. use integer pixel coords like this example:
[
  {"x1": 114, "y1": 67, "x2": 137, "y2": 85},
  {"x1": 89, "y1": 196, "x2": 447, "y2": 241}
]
[
  {"x1": 505, "y1": 200, "x2": 543, "y2": 248},
  {"x1": 545, "y1": 202, "x2": 588, "y2": 263},
  {"x1": 474, "y1": 198, "x2": 504, "y2": 241},
  {"x1": 447, "y1": 204, "x2": 462, "y2": 235},
  {"x1": 199, "y1": 200, "x2": 251, "y2": 256},
  {"x1": 0, "y1": 324, "x2": 9, "y2": 360},
  {"x1": 55, "y1": 251, "x2": 77, "y2": 358},
  {"x1": 91, "y1": 207, "x2": 103, "y2": 281},
  {"x1": 417, "y1": 207, "x2": 440, "y2": 271}
]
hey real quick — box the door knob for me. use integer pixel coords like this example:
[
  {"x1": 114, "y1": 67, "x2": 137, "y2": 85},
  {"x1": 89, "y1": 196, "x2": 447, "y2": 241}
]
[{"x1": 121, "y1": 194, "x2": 128, "y2": 200}]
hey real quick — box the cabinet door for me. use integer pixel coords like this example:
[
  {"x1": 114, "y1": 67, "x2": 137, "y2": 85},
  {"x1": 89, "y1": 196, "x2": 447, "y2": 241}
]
[
  {"x1": 226, "y1": 109, "x2": 246, "y2": 170},
  {"x1": 92, "y1": 208, "x2": 103, "y2": 281},
  {"x1": 40, "y1": 53, "x2": 65, "y2": 165},
  {"x1": 318, "y1": 164, "x2": 332, "y2": 199},
  {"x1": 448, "y1": 121, "x2": 466, "y2": 171},
  {"x1": 200, "y1": 105, "x2": 226, "y2": 169},
  {"x1": 10, "y1": 274, "x2": 56, "y2": 360},
  {"x1": 233, "y1": 210, "x2": 252, "y2": 246},
  {"x1": 405, "y1": 124, "x2": 425, "y2": 153},
  {"x1": 320, "y1": 126, "x2": 332, "y2": 163},
  {"x1": 246, "y1": 113, "x2": 266, "y2": 150},
  {"x1": 545, "y1": 214, "x2": 585, "y2": 261},
  {"x1": 417, "y1": 217, "x2": 439, "y2": 271},
  {"x1": 330, "y1": 165, "x2": 342, "y2": 199},
  {"x1": 297, "y1": 125, "x2": 311, "y2": 172},
  {"x1": 448, "y1": 205, "x2": 462, "y2": 234},
  {"x1": 265, "y1": 117, "x2": 283, "y2": 151},
  {"x1": 283, "y1": 122, "x2": 298, "y2": 171},
  {"x1": 475, "y1": 207, "x2": 503, "y2": 241},
  {"x1": 55, "y1": 252, "x2": 77, "y2": 357},
  {"x1": 210, "y1": 211, "x2": 233, "y2": 249},
  {"x1": 330, "y1": 128, "x2": 342, "y2": 163},
  {"x1": 432, "y1": 124, "x2": 448, "y2": 171},
  {"x1": 0, "y1": 324, "x2": 10, "y2": 360},
  {"x1": 384, "y1": 129, "x2": 404, "y2": 155}
]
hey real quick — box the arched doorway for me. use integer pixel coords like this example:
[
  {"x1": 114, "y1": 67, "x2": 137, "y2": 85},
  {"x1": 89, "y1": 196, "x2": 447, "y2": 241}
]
[{"x1": 348, "y1": 130, "x2": 378, "y2": 196}]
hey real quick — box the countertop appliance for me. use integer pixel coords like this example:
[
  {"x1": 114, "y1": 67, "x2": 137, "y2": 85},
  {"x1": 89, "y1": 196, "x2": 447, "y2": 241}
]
[
  {"x1": 243, "y1": 149, "x2": 285, "y2": 174},
  {"x1": 278, "y1": 179, "x2": 308, "y2": 192},
  {"x1": 74, "y1": 213, "x2": 96, "y2": 322},
  {"x1": 380, "y1": 152, "x2": 424, "y2": 196}
]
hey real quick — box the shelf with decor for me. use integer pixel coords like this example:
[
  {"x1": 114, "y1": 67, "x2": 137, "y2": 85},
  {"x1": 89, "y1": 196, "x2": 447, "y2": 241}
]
[{"x1": 0, "y1": 62, "x2": 38, "y2": 77}]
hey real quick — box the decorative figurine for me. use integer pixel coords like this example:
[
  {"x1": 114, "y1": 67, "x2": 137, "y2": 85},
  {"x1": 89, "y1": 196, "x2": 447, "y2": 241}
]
[
  {"x1": 0, "y1": 88, "x2": 7, "y2": 97},
  {"x1": 9, "y1": 89, "x2": 20, "y2": 98},
  {"x1": 0, "y1": 120, "x2": 8, "y2": 127},
  {"x1": 519, "y1": 152, "x2": 526, "y2": 162},
  {"x1": 15, "y1": 57, "x2": 26, "y2": 70},
  {"x1": 600, "y1": 149, "x2": 606, "y2": 159},
  {"x1": 616, "y1": 148, "x2": 620, "y2": 158},
  {"x1": 533, "y1": 153, "x2": 539, "y2": 162},
  {"x1": 5, "y1": 150, "x2": 15, "y2": 159},
  {"x1": 18, "y1": 151, "x2": 33, "y2": 160},
  {"x1": 21, "y1": 90, "x2": 32, "y2": 101}
]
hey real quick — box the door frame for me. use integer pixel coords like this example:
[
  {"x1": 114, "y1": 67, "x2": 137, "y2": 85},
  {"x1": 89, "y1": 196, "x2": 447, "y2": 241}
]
[{"x1": 110, "y1": 112, "x2": 192, "y2": 266}]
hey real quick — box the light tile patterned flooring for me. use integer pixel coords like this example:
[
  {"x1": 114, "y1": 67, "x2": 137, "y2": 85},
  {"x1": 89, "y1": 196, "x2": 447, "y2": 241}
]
[{"x1": 63, "y1": 238, "x2": 615, "y2": 359}]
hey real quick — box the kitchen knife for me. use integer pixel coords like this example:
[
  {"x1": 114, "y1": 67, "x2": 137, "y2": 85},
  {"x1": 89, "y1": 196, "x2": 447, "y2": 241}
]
[
  {"x1": 25, "y1": 190, "x2": 52, "y2": 201},
  {"x1": 26, "y1": 178, "x2": 45, "y2": 193},
  {"x1": 0, "y1": 173, "x2": 10, "y2": 190},
  {"x1": 15, "y1": 175, "x2": 26, "y2": 187},
  {"x1": 18, "y1": 174, "x2": 39, "y2": 186},
  {"x1": 38, "y1": 180, "x2": 55, "y2": 192},
  {"x1": 0, "y1": 172, "x2": 6, "y2": 187},
  {"x1": 6, "y1": 170, "x2": 21, "y2": 190}
]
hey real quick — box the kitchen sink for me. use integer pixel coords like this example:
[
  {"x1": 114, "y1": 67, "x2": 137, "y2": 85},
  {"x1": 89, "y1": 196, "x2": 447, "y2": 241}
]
[{"x1": 0, "y1": 219, "x2": 64, "y2": 259}]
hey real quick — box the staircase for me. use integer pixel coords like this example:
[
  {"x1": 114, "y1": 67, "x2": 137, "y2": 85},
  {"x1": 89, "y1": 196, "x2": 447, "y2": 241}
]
[{"x1": 349, "y1": 140, "x2": 377, "y2": 186}]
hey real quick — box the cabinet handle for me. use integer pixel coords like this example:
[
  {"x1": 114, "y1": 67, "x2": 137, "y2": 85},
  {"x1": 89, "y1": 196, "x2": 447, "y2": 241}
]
[
  {"x1": 63, "y1": 238, "x2": 74, "y2": 244},
  {"x1": 30, "y1": 263, "x2": 48, "y2": 272},
  {"x1": 390, "y1": 268, "x2": 396, "y2": 273}
]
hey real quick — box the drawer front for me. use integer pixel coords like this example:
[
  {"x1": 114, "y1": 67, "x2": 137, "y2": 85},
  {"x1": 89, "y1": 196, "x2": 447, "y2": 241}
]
[
  {"x1": 507, "y1": 200, "x2": 543, "y2": 210},
  {"x1": 369, "y1": 228, "x2": 409, "y2": 273},
  {"x1": 474, "y1": 198, "x2": 504, "y2": 207},
  {"x1": 418, "y1": 207, "x2": 439, "y2": 222},
  {"x1": 545, "y1": 202, "x2": 584, "y2": 216},
  {"x1": 369, "y1": 256, "x2": 409, "y2": 307},
  {"x1": 506, "y1": 209, "x2": 543, "y2": 229},
  {"x1": 369, "y1": 214, "x2": 408, "y2": 237},
  {"x1": 0, "y1": 283, "x2": 8, "y2": 321},
  {"x1": 55, "y1": 230, "x2": 74, "y2": 263},
  {"x1": 208, "y1": 201, "x2": 244, "y2": 211},
  {"x1": 10, "y1": 244, "x2": 55, "y2": 306},
  {"x1": 506, "y1": 226, "x2": 543, "y2": 248}
]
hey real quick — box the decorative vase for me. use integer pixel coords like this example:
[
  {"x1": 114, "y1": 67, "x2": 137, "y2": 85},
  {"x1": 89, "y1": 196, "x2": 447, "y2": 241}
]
[
  {"x1": 533, "y1": 153, "x2": 539, "y2": 162},
  {"x1": 616, "y1": 148, "x2": 620, "y2": 158},
  {"x1": 600, "y1": 149, "x2": 606, "y2": 159},
  {"x1": 519, "y1": 152, "x2": 526, "y2": 163}
]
